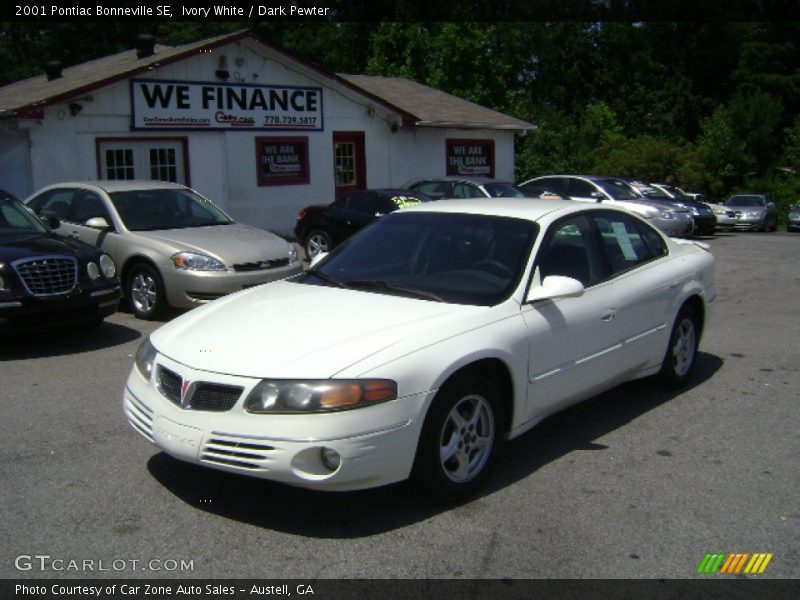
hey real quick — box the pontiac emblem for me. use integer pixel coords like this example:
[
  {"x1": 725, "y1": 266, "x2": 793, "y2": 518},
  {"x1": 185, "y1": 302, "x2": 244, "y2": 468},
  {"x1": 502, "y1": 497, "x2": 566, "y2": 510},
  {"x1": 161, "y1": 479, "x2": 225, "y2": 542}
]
[{"x1": 180, "y1": 379, "x2": 192, "y2": 407}]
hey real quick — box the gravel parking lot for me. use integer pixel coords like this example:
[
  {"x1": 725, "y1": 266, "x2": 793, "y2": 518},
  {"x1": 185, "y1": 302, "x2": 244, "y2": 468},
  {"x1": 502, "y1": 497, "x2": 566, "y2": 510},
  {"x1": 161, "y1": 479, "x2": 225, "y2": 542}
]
[{"x1": 1, "y1": 231, "x2": 798, "y2": 580}]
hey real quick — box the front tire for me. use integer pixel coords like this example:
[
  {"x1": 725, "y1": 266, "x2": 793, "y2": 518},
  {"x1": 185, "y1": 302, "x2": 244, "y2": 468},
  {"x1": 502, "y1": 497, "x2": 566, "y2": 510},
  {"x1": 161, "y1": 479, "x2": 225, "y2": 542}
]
[
  {"x1": 657, "y1": 306, "x2": 699, "y2": 389},
  {"x1": 127, "y1": 263, "x2": 166, "y2": 320},
  {"x1": 412, "y1": 376, "x2": 502, "y2": 501}
]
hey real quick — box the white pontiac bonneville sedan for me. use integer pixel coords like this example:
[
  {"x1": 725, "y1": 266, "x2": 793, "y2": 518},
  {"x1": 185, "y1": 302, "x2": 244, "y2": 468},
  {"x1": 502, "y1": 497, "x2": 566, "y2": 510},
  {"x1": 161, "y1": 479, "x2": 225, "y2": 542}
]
[{"x1": 124, "y1": 199, "x2": 715, "y2": 500}]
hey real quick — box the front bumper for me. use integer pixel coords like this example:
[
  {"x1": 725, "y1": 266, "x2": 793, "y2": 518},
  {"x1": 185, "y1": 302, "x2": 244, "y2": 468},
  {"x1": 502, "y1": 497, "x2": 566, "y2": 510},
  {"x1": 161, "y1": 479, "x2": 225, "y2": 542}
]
[
  {"x1": 732, "y1": 215, "x2": 767, "y2": 230},
  {"x1": 123, "y1": 354, "x2": 429, "y2": 491},
  {"x1": 0, "y1": 285, "x2": 120, "y2": 334},
  {"x1": 162, "y1": 261, "x2": 303, "y2": 308},
  {"x1": 787, "y1": 218, "x2": 800, "y2": 231},
  {"x1": 691, "y1": 214, "x2": 717, "y2": 235},
  {"x1": 652, "y1": 213, "x2": 694, "y2": 237}
]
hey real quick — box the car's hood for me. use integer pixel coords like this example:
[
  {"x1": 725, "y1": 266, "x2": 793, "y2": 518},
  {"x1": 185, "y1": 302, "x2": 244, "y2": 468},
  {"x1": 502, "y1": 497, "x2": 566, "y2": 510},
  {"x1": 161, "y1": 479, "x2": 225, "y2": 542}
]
[
  {"x1": 134, "y1": 223, "x2": 289, "y2": 264},
  {"x1": 151, "y1": 280, "x2": 486, "y2": 379},
  {"x1": 617, "y1": 199, "x2": 690, "y2": 215},
  {"x1": 0, "y1": 232, "x2": 96, "y2": 262}
]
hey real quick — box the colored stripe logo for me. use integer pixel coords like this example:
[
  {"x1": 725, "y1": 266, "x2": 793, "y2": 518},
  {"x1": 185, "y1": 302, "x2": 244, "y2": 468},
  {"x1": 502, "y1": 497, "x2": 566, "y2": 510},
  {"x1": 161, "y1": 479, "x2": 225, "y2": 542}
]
[{"x1": 697, "y1": 553, "x2": 773, "y2": 574}]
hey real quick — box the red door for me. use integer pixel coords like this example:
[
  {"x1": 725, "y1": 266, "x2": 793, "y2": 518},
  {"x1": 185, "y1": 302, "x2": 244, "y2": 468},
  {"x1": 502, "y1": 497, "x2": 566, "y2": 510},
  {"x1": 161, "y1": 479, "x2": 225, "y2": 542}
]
[{"x1": 333, "y1": 131, "x2": 366, "y2": 200}]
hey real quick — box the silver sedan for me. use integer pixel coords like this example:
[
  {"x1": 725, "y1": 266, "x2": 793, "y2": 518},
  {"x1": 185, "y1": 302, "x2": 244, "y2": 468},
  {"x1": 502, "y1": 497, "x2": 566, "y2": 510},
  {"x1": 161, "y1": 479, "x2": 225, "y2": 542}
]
[{"x1": 26, "y1": 181, "x2": 302, "y2": 319}]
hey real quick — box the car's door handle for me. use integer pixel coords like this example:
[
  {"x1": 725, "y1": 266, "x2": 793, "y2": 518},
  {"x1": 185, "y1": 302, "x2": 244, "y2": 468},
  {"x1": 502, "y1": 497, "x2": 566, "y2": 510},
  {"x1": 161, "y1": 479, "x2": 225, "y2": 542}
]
[{"x1": 601, "y1": 309, "x2": 616, "y2": 322}]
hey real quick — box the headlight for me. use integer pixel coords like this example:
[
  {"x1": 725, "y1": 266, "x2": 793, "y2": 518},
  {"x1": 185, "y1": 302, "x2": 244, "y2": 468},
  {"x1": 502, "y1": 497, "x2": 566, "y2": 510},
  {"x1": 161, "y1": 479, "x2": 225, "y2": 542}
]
[
  {"x1": 713, "y1": 207, "x2": 726, "y2": 215},
  {"x1": 99, "y1": 254, "x2": 116, "y2": 278},
  {"x1": 87, "y1": 262, "x2": 100, "y2": 280},
  {"x1": 135, "y1": 337, "x2": 157, "y2": 381},
  {"x1": 659, "y1": 208, "x2": 676, "y2": 219},
  {"x1": 171, "y1": 252, "x2": 226, "y2": 271},
  {"x1": 747, "y1": 210, "x2": 762, "y2": 218},
  {"x1": 287, "y1": 242, "x2": 299, "y2": 265},
  {"x1": 244, "y1": 379, "x2": 397, "y2": 413}
]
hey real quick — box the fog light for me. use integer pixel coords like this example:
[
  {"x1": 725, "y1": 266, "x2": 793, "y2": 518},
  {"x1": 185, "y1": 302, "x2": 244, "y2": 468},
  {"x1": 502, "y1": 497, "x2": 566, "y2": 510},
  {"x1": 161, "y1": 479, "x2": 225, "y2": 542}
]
[
  {"x1": 87, "y1": 262, "x2": 100, "y2": 280},
  {"x1": 320, "y1": 447, "x2": 341, "y2": 472}
]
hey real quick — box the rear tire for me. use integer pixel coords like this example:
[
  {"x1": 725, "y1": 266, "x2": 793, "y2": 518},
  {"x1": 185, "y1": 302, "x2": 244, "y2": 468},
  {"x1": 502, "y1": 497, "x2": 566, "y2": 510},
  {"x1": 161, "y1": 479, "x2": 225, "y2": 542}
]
[
  {"x1": 304, "y1": 230, "x2": 332, "y2": 261},
  {"x1": 657, "y1": 306, "x2": 699, "y2": 389},
  {"x1": 412, "y1": 375, "x2": 502, "y2": 501}
]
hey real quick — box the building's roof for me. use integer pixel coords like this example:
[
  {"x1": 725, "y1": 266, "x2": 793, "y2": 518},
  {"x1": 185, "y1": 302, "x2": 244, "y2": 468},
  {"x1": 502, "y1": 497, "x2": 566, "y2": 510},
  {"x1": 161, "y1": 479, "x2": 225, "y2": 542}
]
[
  {"x1": 0, "y1": 30, "x2": 533, "y2": 131},
  {"x1": 338, "y1": 74, "x2": 534, "y2": 131},
  {"x1": 0, "y1": 31, "x2": 250, "y2": 117}
]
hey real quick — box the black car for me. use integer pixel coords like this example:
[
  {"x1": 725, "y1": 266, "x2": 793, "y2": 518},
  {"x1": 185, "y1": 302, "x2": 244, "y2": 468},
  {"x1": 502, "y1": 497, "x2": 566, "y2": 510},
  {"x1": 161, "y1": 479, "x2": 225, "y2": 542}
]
[
  {"x1": 642, "y1": 183, "x2": 718, "y2": 235},
  {"x1": 294, "y1": 188, "x2": 430, "y2": 260},
  {"x1": 0, "y1": 195, "x2": 120, "y2": 333}
]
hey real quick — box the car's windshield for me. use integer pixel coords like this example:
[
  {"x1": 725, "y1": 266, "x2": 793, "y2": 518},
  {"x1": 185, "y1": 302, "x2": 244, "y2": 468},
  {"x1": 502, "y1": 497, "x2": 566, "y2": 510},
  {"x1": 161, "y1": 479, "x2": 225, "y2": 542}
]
[
  {"x1": 628, "y1": 182, "x2": 671, "y2": 200},
  {"x1": 109, "y1": 189, "x2": 233, "y2": 231},
  {"x1": 482, "y1": 182, "x2": 529, "y2": 198},
  {"x1": 726, "y1": 196, "x2": 765, "y2": 207},
  {"x1": 0, "y1": 198, "x2": 48, "y2": 237},
  {"x1": 301, "y1": 212, "x2": 538, "y2": 306},
  {"x1": 594, "y1": 179, "x2": 641, "y2": 200}
]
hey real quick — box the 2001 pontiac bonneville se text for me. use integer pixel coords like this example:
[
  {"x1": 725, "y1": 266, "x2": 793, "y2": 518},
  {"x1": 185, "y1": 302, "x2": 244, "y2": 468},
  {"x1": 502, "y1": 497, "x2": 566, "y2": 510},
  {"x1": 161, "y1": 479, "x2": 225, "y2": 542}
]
[{"x1": 124, "y1": 199, "x2": 715, "y2": 500}]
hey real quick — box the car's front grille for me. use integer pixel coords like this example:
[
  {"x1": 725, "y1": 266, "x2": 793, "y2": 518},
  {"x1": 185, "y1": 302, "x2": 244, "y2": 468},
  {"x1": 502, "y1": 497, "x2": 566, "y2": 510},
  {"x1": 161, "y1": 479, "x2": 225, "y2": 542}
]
[
  {"x1": 232, "y1": 258, "x2": 290, "y2": 272},
  {"x1": 190, "y1": 383, "x2": 243, "y2": 412},
  {"x1": 157, "y1": 366, "x2": 183, "y2": 405},
  {"x1": 13, "y1": 256, "x2": 77, "y2": 296},
  {"x1": 156, "y1": 365, "x2": 242, "y2": 412}
]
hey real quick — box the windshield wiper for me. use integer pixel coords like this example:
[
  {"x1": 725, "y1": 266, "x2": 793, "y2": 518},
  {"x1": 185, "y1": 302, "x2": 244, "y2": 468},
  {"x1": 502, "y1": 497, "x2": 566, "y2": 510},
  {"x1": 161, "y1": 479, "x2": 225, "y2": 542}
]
[
  {"x1": 346, "y1": 280, "x2": 443, "y2": 302},
  {"x1": 309, "y1": 270, "x2": 349, "y2": 289}
]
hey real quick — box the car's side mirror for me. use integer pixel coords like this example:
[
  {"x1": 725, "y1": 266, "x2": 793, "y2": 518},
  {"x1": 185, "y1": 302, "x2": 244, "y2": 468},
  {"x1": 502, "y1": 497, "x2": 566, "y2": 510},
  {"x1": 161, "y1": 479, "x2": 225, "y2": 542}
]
[
  {"x1": 767, "y1": 202, "x2": 775, "y2": 209},
  {"x1": 590, "y1": 191, "x2": 605, "y2": 202},
  {"x1": 42, "y1": 215, "x2": 61, "y2": 229},
  {"x1": 526, "y1": 275, "x2": 585, "y2": 303},
  {"x1": 85, "y1": 216, "x2": 112, "y2": 230},
  {"x1": 309, "y1": 252, "x2": 328, "y2": 268}
]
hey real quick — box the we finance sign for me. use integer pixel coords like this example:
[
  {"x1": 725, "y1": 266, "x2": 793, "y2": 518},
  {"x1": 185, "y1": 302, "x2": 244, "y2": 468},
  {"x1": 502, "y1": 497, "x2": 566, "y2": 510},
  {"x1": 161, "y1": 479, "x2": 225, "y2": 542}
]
[{"x1": 131, "y1": 79, "x2": 324, "y2": 131}]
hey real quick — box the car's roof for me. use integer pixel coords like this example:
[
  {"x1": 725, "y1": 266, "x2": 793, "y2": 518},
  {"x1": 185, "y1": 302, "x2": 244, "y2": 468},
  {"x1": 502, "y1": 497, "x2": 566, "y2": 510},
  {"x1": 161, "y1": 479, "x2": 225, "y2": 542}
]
[
  {"x1": 399, "y1": 197, "x2": 630, "y2": 221},
  {"x1": 408, "y1": 176, "x2": 514, "y2": 185},
  {"x1": 35, "y1": 180, "x2": 188, "y2": 193}
]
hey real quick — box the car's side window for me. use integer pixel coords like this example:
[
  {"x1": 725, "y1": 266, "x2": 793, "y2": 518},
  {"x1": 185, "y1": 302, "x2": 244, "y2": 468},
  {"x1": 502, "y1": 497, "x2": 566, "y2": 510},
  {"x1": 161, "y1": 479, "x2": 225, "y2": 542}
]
[
  {"x1": 73, "y1": 191, "x2": 111, "y2": 223},
  {"x1": 412, "y1": 181, "x2": 448, "y2": 200},
  {"x1": 533, "y1": 177, "x2": 566, "y2": 195},
  {"x1": 567, "y1": 178, "x2": 597, "y2": 198},
  {"x1": 348, "y1": 192, "x2": 376, "y2": 214},
  {"x1": 29, "y1": 189, "x2": 75, "y2": 220},
  {"x1": 452, "y1": 182, "x2": 481, "y2": 198},
  {"x1": 636, "y1": 220, "x2": 668, "y2": 258},
  {"x1": 592, "y1": 212, "x2": 658, "y2": 275},
  {"x1": 537, "y1": 215, "x2": 608, "y2": 287},
  {"x1": 332, "y1": 195, "x2": 350, "y2": 209}
]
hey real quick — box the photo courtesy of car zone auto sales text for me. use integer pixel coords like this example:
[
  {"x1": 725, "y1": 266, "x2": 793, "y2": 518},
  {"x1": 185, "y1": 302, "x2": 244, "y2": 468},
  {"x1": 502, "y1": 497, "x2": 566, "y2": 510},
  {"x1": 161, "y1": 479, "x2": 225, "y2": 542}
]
[{"x1": 1, "y1": 7, "x2": 799, "y2": 600}]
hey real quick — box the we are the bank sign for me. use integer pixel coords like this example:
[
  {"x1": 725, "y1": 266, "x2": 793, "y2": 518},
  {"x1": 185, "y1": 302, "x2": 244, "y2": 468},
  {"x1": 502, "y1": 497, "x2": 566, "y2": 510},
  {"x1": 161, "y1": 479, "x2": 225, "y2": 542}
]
[{"x1": 131, "y1": 79, "x2": 324, "y2": 131}]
